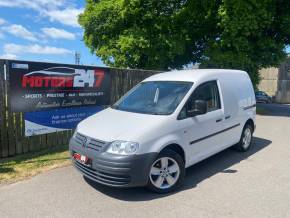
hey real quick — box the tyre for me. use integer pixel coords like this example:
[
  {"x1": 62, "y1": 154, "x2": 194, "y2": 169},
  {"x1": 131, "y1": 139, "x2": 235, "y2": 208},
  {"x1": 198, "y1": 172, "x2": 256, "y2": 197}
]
[
  {"x1": 147, "y1": 149, "x2": 185, "y2": 194},
  {"x1": 234, "y1": 124, "x2": 253, "y2": 152}
]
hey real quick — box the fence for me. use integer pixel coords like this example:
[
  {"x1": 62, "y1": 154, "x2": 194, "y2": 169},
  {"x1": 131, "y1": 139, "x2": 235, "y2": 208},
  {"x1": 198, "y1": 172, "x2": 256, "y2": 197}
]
[{"x1": 0, "y1": 60, "x2": 158, "y2": 158}]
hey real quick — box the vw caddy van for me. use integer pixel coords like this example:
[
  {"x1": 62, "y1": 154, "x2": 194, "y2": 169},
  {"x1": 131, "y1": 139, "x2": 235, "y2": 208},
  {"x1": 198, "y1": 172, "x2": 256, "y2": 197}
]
[{"x1": 70, "y1": 69, "x2": 256, "y2": 193}]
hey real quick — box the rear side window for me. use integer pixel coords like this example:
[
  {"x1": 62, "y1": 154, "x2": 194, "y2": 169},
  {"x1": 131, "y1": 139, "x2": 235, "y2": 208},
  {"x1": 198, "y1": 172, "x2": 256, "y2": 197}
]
[{"x1": 185, "y1": 80, "x2": 221, "y2": 113}]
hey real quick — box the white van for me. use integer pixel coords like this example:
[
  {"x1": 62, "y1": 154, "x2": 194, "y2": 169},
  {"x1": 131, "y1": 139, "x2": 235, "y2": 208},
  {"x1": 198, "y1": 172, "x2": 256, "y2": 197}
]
[{"x1": 70, "y1": 69, "x2": 256, "y2": 193}]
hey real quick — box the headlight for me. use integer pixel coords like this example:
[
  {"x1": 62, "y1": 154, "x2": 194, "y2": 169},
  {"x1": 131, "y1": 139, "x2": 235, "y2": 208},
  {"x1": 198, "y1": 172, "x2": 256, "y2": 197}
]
[{"x1": 106, "y1": 141, "x2": 139, "y2": 155}]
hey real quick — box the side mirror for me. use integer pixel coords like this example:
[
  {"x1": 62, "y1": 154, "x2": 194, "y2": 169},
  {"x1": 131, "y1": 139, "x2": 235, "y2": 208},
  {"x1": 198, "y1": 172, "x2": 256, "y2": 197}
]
[{"x1": 187, "y1": 100, "x2": 207, "y2": 117}]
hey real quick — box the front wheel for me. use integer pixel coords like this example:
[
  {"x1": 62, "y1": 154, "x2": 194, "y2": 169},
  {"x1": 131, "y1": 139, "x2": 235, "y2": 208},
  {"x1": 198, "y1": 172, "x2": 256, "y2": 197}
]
[
  {"x1": 234, "y1": 124, "x2": 253, "y2": 152},
  {"x1": 147, "y1": 150, "x2": 185, "y2": 193}
]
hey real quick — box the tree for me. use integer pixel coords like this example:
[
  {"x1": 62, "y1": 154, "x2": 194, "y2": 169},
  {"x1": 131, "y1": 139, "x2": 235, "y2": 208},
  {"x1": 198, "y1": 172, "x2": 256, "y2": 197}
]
[{"x1": 79, "y1": 0, "x2": 290, "y2": 86}]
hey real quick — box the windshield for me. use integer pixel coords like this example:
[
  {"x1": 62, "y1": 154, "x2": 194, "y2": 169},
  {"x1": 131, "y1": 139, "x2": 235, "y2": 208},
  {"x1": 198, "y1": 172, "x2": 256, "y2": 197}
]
[{"x1": 112, "y1": 81, "x2": 193, "y2": 115}]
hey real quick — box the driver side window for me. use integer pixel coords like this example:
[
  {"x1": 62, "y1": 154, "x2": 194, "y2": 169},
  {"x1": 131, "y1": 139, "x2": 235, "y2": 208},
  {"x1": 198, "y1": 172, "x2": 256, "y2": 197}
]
[{"x1": 179, "y1": 81, "x2": 221, "y2": 119}]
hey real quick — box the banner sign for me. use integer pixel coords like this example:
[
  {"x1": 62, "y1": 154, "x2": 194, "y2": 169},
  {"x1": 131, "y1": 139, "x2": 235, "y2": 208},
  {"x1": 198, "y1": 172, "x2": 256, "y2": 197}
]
[
  {"x1": 24, "y1": 106, "x2": 103, "y2": 136},
  {"x1": 9, "y1": 60, "x2": 110, "y2": 112}
]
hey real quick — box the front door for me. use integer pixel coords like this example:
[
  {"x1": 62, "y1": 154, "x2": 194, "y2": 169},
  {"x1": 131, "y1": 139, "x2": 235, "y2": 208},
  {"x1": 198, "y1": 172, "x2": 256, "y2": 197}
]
[{"x1": 178, "y1": 80, "x2": 225, "y2": 166}]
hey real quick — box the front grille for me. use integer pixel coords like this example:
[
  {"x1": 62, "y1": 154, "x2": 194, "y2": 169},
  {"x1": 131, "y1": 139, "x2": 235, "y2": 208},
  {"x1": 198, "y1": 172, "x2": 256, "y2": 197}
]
[
  {"x1": 74, "y1": 132, "x2": 86, "y2": 144},
  {"x1": 87, "y1": 138, "x2": 106, "y2": 152},
  {"x1": 74, "y1": 133, "x2": 106, "y2": 152},
  {"x1": 74, "y1": 160, "x2": 130, "y2": 186}
]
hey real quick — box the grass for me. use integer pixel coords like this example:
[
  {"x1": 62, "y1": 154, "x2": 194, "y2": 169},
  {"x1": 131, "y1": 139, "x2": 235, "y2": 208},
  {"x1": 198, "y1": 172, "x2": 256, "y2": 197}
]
[{"x1": 0, "y1": 145, "x2": 71, "y2": 185}]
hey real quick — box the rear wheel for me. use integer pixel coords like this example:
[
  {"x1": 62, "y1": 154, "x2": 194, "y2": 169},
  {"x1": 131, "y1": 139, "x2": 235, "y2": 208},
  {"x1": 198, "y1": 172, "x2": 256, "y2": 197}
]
[
  {"x1": 147, "y1": 150, "x2": 185, "y2": 193},
  {"x1": 234, "y1": 124, "x2": 253, "y2": 152}
]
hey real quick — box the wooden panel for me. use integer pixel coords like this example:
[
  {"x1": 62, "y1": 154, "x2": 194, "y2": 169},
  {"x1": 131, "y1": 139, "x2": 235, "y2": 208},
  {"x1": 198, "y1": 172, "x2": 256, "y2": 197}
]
[
  {"x1": 0, "y1": 60, "x2": 4, "y2": 158},
  {"x1": 0, "y1": 61, "x2": 8, "y2": 157},
  {"x1": 15, "y1": 113, "x2": 23, "y2": 154},
  {"x1": 21, "y1": 113, "x2": 29, "y2": 154}
]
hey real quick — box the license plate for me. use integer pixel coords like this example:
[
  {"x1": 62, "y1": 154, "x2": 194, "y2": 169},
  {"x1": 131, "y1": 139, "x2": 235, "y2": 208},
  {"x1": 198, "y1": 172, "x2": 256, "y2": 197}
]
[{"x1": 73, "y1": 153, "x2": 91, "y2": 166}]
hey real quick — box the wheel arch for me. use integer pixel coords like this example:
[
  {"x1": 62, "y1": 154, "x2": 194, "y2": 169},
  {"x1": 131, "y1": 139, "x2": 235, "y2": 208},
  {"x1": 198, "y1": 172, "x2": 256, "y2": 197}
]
[
  {"x1": 244, "y1": 118, "x2": 255, "y2": 132},
  {"x1": 159, "y1": 143, "x2": 186, "y2": 164}
]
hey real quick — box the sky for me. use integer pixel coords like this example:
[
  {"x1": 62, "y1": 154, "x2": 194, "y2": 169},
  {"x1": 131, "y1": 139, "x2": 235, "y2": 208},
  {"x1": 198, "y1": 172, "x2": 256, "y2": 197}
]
[
  {"x1": 0, "y1": 0, "x2": 105, "y2": 66},
  {"x1": 0, "y1": 1, "x2": 289, "y2": 67}
]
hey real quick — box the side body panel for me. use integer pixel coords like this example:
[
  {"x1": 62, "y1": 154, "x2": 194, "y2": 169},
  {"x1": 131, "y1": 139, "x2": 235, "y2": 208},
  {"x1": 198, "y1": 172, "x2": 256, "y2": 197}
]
[{"x1": 177, "y1": 109, "x2": 225, "y2": 167}]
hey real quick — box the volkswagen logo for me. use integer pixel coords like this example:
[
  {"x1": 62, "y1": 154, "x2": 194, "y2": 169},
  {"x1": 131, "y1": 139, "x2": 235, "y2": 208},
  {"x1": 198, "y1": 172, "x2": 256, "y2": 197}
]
[{"x1": 82, "y1": 137, "x2": 90, "y2": 148}]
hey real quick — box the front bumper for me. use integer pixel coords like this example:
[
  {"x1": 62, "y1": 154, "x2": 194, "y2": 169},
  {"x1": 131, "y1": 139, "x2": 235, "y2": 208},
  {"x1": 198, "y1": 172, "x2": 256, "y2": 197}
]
[{"x1": 69, "y1": 138, "x2": 158, "y2": 188}]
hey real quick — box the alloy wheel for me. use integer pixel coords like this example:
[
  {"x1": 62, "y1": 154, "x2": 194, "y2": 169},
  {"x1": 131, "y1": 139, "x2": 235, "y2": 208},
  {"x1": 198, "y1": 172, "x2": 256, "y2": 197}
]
[
  {"x1": 149, "y1": 157, "x2": 180, "y2": 189},
  {"x1": 242, "y1": 127, "x2": 252, "y2": 150}
]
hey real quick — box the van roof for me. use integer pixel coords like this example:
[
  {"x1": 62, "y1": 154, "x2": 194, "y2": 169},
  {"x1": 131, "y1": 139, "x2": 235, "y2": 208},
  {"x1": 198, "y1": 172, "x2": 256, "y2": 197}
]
[{"x1": 144, "y1": 69, "x2": 247, "y2": 83}]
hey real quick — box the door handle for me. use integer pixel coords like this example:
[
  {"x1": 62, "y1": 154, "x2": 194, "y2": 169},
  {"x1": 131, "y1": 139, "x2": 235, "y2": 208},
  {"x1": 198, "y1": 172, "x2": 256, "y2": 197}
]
[
  {"x1": 216, "y1": 118, "x2": 223, "y2": 122},
  {"x1": 225, "y1": 115, "x2": 231, "y2": 120}
]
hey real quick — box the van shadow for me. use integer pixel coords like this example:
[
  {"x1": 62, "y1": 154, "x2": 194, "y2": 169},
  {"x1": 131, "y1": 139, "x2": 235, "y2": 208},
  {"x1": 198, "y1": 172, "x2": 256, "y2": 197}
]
[{"x1": 84, "y1": 137, "x2": 271, "y2": 201}]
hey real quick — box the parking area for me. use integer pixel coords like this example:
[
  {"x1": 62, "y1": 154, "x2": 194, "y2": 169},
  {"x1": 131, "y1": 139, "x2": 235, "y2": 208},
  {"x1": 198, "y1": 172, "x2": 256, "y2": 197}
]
[{"x1": 0, "y1": 104, "x2": 290, "y2": 218}]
